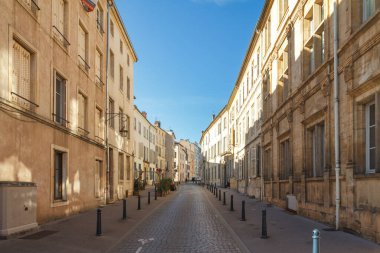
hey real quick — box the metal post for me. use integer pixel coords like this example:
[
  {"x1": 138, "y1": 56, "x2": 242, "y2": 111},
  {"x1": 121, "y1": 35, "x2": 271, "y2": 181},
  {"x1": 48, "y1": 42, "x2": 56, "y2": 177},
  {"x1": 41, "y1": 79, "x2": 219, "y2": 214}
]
[
  {"x1": 96, "y1": 209, "x2": 102, "y2": 236},
  {"x1": 137, "y1": 195, "x2": 141, "y2": 210},
  {"x1": 230, "y1": 195, "x2": 234, "y2": 211},
  {"x1": 223, "y1": 192, "x2": 226, "y2": 205},
  {"x1": 261, "y1": 209, "x2": 268, "y2": 239},
  {"x1": 148, "y1": 192, "x2": 151, "y2": 205},
  {"x1": 216, "y1": 188, "x2": 218, "y2": 198},
  {"x1": 240, "y1": 200, "x2": 246, "y2": 221},
  {"x1": 123, "y1": 199, "x2": 127, "y2": 220},
  {"x1": 155, "y1": 189, "x2": 157, "y2": 200},
  {"x1": 219, "y1": 190, "x2": 221, "y2": 201},
  {"x1": 312, "y1": 229, "x2": 320, "y2": 253}
]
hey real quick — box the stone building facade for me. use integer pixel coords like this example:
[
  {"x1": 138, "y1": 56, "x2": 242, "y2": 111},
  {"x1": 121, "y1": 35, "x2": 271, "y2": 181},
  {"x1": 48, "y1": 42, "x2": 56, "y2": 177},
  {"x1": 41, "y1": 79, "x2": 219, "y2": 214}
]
[
  {"x1": 201, "y1": 0, "x2": 380, "y2": 243},
  {"x1": 0, "y1": 0, "x2": 136, "y2": 225}
]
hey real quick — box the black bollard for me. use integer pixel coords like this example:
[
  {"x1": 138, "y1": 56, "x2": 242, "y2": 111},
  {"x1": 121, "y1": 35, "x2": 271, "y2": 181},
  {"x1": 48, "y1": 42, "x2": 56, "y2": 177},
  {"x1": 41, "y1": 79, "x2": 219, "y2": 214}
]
[
  {"x1": 240, "y1": 200, "x2": 246, "y2": 221},
  {"x1": 216, "y1": 188, "x2": 218, "y2": 198},
  {"x1": 223, "y1": 192, "x2": 226, "y2": 205},
  {"x1": 155, "y1": 189, "x2": 157, "y2": 200},
  {"x1": 137, "y1": 195, "x2": 141, "y2": 210},
  {"x1": 123, "y1": 199, "x2": 127, "y2": 220},
  {"x1": 219, "y1": 190, "x2": 221, "y2": 201},
  {"x1": 148, "y1": 191, "x2": 151, "y2": 204},
  {"x1": 96, "y1": 209, "x2": 102, "y2": 236},
  {"x1": 230, "y1": 195, "x2": 234, "y2": 211},
  {"x1": 261, "y1": 209, "x2": 268, "y2": 239}
]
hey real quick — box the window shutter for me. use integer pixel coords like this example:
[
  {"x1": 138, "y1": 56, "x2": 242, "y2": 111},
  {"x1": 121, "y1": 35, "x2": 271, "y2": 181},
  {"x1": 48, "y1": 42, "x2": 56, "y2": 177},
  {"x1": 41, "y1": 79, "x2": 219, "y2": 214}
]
[
  {"x1": 95, "y1": 108, "x2": 100, "y2": 137},
  {"x1": 95, "y1": 50, "x2": 101, "y2": 78},
  {"x1": 12, "y1": 40, "x2": 31, "y2": 108},
  {"x1": 78, "y1": 26, "x2": 86, "y2": 59},
  {"x1": 58, "y1": 0, "x2": 65, "y2": 33}
]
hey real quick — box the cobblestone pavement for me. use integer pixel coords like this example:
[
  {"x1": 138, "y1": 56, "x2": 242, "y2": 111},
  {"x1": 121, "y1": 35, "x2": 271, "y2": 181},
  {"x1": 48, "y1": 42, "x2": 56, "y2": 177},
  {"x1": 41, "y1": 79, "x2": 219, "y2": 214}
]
[{"x1": 109, "y1": 184, "x2": 245, "y2": 253}]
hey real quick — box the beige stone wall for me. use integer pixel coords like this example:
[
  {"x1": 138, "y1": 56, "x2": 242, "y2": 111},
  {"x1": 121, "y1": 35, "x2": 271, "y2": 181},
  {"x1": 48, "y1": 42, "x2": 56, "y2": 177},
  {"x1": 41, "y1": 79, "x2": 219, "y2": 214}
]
[{"x1": 0, "y1": 0, "x2": 137, "y2": 223}]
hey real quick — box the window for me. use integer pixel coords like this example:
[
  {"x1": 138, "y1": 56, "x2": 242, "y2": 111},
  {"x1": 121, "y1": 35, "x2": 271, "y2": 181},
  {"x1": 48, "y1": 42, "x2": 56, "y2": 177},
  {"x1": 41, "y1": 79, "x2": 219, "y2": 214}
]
[
  {"x1": 138, "y1": 121, "x2": 141, "y2": 134},
  {"x1": 20, "y1": 0, "x2": 40, "y2": 16},
  {"x1": 78, "y1": 24, "x2": 89, "y2": 71},
  {"x1": 52, "y1": 0, "x2": 68, "y2": 47},
  {"x1": 95, "y1": 49, "x2": 102, "y2": 86},
  {"x1": 127, "y1": 53, "x2": 130, "y2": 66},
  {"x1": 280, "y1": 140, "x2": 291, "y2": 180},
  {"x1": 54, "y1": 72, "x2": 66, "y2": 125},
  {"x1": 218, "y1": 123, "x2": 221, "y2": 135},
  {"x1": 110, "y1": 50, "x2": 114, "y2": 79},
  {"x1": 96, "y1": 4, "x2": 104, "y2": 33},
  {"x1": 126, "y1": 156, "x2": 131, "y2": 180},
  {"x1": 363, "y1": 0, "x2": 375, "y2": 22},
  {"x1": 366, "y1": 102, "x2": 376, "y2": 173},
  {"x1": 54, "y1": 150, "x2": 67, "y2": 201},
  {"x1": 78, "y1": 92, "x2": 87, "y2": 132},
  {"x1": 278, "y1": 45, "x2": 289, "y2": 104},
  {"x1": 119, "y1": 65, "x2": 123, "y2": 91},
  {"x1": 95, "y1": 159, "x2": 102, "y2": 198},
  {"x1": 12, "y1": 40, "x2": 34, "y2": 109},
  {"x1": 134, "y1": 117, "x2": 136, "y2": 130},
  {"x1": 279, "y1": 0, "x2": 288, "y2": 19},
  {"x1": 95, "y1": 106, "x2": 104, "y2": 140},
  {"x1": 110, "y1": 20, "x2": 114, "y2": 37},
  {"x1": 264, "y1": 149, "x2": 272, "y2": 180},
  {"x1": 265, "y1": 17, "x2": 271, "y2": 52},
  {"x1": 307, "y1": 122, "x2": 325, "y2": 177},
  {"x1": 303, "y1": 1, "x2": 325, "y2": 78},
  {"x1": 120, "y1": 40, "x2": 123, "y2": 53},
  {"x1": 127, "y1": 77, "x2": 131, "y2": 100},
  {"x1": 109, "y1": 97, "x2": 115, "y2": 128},
  {"x1": 224, "y1": 117, "x2": 227, "y2": 129},
  {"x1": 119, "y1": 153, "x2": 124, "y2": 181}
]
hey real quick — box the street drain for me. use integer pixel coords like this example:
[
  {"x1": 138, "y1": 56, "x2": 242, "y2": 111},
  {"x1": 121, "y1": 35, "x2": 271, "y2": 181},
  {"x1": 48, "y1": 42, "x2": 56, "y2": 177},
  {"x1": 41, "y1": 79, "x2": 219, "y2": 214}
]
[{"x1": 20, "y1": 230, "x2": 57, "y2": 240}]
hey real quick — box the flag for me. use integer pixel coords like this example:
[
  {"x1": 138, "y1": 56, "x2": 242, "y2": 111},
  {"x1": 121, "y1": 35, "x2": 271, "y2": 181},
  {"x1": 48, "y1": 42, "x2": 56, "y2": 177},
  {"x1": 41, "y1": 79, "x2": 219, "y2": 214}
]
[{"x1": 81, "y1": 0, "x2": 98, "y2": 12}]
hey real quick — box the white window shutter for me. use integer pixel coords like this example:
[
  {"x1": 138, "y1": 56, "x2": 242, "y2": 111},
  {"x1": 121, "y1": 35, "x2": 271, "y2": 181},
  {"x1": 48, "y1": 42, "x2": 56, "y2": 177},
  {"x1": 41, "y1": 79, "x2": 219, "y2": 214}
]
[{"x1": 12, "y1": 40, "x2": 31, "y2": 108}]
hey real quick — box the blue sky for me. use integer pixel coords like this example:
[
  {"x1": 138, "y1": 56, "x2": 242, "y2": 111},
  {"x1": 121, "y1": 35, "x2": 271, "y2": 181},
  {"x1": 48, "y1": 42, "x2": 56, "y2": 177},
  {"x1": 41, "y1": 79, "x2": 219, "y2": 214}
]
[{"x1": 115, "y1": 0, "x2": 264, "y2": 143}]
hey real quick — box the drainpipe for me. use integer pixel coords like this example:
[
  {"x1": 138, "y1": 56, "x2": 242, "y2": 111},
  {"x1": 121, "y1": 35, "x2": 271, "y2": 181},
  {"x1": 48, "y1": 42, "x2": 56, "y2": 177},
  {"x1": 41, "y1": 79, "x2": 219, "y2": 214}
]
[
  {"x1": 105, "y1": 0, "x2": 111, "y2": 204},
  {"x1": 333, "y1": 1, "x2": 341, "y2": 231}
]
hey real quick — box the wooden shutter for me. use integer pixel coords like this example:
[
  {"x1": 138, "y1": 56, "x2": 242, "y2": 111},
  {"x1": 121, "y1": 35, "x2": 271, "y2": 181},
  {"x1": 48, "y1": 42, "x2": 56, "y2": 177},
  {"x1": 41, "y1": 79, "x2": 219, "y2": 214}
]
[
  {"x1": 58, "y1": 0, "x2": 64, "y2": 33},
  {"x1": 95, "y1": 50, "x2": 101, "y2": 78},
  {"x1": 12, "y1": 40, "x2": 31, "y2": 108},
  {"x1": 78, "y1": 26, "x2": 86, "y2": 60},
  {"x1": 78, "y1": 93, "x2": 85, "y2": 129},
  {"x1": 95, "y1": 107, "x2": 100, "y2": 137}
]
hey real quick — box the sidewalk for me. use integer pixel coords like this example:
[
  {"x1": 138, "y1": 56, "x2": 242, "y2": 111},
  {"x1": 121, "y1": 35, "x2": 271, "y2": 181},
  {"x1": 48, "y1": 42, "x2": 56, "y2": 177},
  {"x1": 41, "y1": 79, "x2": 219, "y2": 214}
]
[
  {"x1": 0, "y1": 186, "x2": 179, "y2": 253},
  {"x1": 203, "y1": 185, "x2": 380, "y2": 253}
]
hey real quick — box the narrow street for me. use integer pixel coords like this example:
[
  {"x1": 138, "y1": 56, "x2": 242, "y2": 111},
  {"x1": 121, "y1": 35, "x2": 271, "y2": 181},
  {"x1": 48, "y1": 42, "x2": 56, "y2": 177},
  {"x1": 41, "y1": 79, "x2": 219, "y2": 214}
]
[{"x1": 109, "y1": 184, "x2": 245, "y2": 253}]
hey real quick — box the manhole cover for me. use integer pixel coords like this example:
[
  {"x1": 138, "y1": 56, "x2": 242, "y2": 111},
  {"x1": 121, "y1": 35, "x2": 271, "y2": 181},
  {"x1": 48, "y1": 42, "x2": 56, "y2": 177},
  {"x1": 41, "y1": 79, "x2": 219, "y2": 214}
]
[{"x1": 20, "y1": 230, "x2": 57, "y2": 240}]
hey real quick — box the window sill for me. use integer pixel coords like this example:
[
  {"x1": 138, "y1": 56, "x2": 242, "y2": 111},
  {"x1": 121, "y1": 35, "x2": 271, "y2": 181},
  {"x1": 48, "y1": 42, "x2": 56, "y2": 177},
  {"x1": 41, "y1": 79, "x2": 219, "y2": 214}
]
[
  {"x1": 51, "y1": 200, "x2": 69, "y2": 208},
  {"x1": 354, "y1": 173, "x2": 380, "y2": 180}
]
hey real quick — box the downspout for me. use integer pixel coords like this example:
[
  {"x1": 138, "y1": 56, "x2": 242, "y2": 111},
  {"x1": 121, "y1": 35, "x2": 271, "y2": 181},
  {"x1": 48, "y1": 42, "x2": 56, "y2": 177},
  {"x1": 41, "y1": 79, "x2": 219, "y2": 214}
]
[
  {"x1": 333, "y1": 1, "x2": 341, "y2": 231},
  {"x1": 105, "y1": 0, "x2": 111, "y2": 204}
]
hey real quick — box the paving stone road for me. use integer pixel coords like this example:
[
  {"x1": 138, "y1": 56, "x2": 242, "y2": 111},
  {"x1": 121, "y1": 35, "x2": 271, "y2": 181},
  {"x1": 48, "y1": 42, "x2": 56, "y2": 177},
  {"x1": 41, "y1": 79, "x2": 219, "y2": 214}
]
[{"x1": 109, "y1": 184, "x2": 245, "y2": 253}]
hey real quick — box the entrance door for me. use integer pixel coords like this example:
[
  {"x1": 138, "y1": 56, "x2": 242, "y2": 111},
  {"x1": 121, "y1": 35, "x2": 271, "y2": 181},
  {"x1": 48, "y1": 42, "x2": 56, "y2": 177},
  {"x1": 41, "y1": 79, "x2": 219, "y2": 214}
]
[{"x1": 109, "y1": 148, "x2": 114, "y2": 201}]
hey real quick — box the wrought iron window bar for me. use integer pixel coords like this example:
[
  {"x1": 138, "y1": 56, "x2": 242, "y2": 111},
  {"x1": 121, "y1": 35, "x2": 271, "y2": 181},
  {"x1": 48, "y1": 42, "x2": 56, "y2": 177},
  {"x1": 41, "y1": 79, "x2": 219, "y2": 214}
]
[
  {"x1": 11, "y1": 92, "x2": 39, "y2": 107},
  {"x1": 52, "y1": 113, "x2": 70, "y2": 124},
  {"x1": 96, "y1": 19, "x2": 105, "y2": 34},
  {"x1": 78, "y1": 55, "x2": 91, "y2": 71},
  {"x1": 95, "y1": 75, "x2": 105, "y2": 87},
  {"x1": 52, "y1": 26, "x2": 71, "y2": 47},
  {"x1": 77, "y1": 126, "x2": 90, "y2": 135}
]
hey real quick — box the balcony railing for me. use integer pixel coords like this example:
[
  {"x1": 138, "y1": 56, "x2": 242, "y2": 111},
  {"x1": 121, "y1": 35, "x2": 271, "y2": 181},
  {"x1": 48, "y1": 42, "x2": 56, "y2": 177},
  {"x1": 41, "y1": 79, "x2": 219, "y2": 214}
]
[
  {"x1": 78, "y1": 55, "x2": 90, "y2": 72},
  {"x1": 11, "y1": 92, "x2": 39, "y2": 110},
  {"x1": 52, "y1": 26, "x2": 70, "y2": 47}
]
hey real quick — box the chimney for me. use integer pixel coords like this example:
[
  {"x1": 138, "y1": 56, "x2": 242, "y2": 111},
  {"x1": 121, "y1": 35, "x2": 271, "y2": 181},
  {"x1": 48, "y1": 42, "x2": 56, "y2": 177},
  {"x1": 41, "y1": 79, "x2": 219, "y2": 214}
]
[
  {"x1": 212, "y1": 114, "x2": 215, "y2": 120},
  {"x1": 142, "y1": 111, "x2": 147, "y2": 118},
  {"x1": 155, "y1": 121, "x2": 161, "y2": 128}
]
